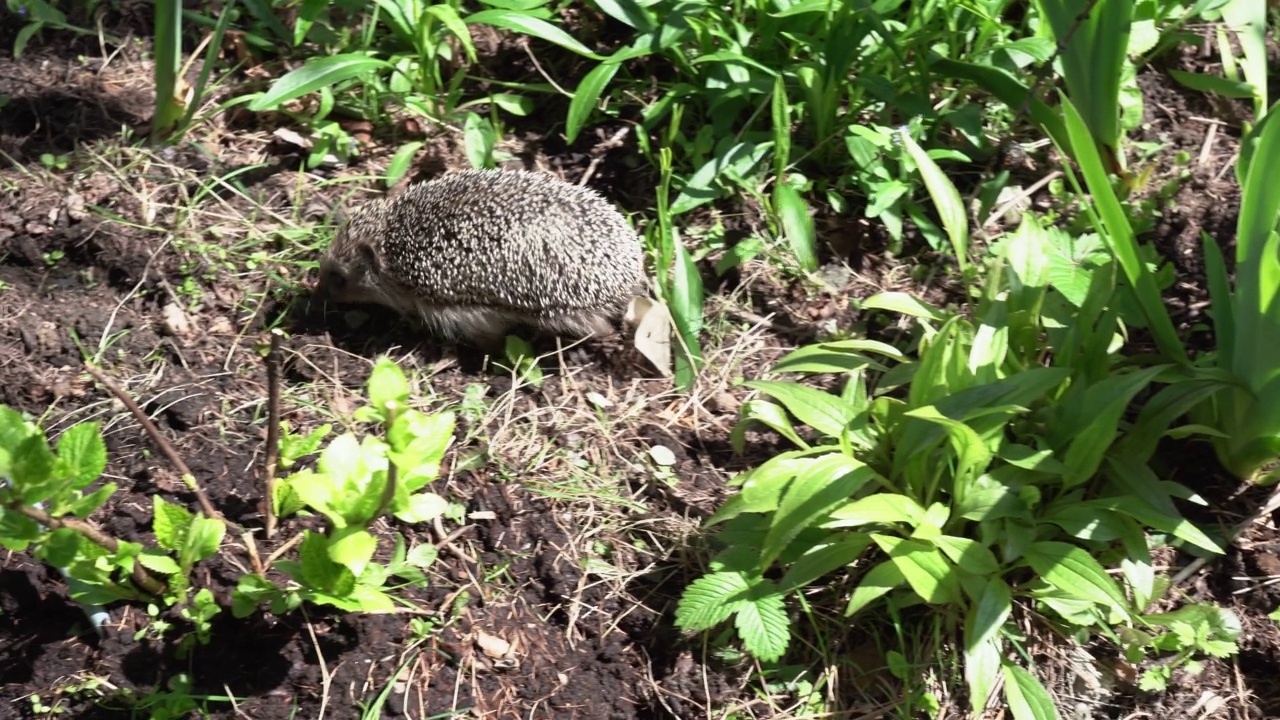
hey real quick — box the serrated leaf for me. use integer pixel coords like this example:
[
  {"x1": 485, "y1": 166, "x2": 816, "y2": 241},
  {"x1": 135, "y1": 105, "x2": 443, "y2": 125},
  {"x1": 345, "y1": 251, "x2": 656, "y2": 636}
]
[
  {"x1": 676, "y1": 571, "x2": 752, "y2": 631},
  {"x1": 67, "y1": 483, "x2": 116, "y2": 519},
  {"x1": 734, "y1": 585, "x2": 790, "y2": 662},
  {"x1": 56, "y1": 422, "x2": 107, "y2": 489},
  {"x1": 13, "y1": 434, "x2": 58, "y2": 503},
  {"x1": 152, "y1": 495, "x2": 192, "y2": 552}
]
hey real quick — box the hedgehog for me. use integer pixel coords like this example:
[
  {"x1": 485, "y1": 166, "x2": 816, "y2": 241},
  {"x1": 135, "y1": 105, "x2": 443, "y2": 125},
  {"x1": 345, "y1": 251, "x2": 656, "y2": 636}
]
[{"x1": 315, "y1": 168, "x2": 648, "y2": 349}]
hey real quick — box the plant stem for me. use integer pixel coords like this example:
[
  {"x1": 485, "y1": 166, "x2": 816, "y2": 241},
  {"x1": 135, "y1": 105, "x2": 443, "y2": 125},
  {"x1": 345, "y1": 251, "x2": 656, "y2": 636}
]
[
  {"x1": 12, "y1": 503, "x2": 167, "y2": 596},
  {"x1": 263, "y1": 330, "x2": 284, "y2": 539},
  {"x1": 376, "y1": 402, "x2": 400, "y2": 519}
]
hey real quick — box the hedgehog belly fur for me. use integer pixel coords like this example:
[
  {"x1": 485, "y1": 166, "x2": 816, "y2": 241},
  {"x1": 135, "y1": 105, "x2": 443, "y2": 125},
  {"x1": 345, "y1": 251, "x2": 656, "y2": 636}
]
[{"x1": 407, "y1": 298, "x2": 618, "y2": 348}]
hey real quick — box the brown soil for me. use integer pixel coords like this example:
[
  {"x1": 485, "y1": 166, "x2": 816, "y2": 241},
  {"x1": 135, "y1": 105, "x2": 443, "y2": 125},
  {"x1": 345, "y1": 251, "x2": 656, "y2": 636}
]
[{"x1": 1, "y1": 11, "x2": 1279, "y2": 720}]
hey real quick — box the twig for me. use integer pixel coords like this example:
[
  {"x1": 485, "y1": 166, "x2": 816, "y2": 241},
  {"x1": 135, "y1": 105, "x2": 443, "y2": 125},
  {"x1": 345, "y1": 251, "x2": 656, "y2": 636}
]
[
  {"x1": 241, "y1": 530, "x2": 265, "y2": 576},
  {"x1": 263, "y1": 330, "x2": 284, "y2": 539},
  {"x1": 12, "y1": 503, "x2": 167, "y2": 596},
  {"x1": 264, "y1": 531, "x2": 305, "y2": 568},
  {"x1": 84, "y1": 362, "x2": 241, "y2": 533}
]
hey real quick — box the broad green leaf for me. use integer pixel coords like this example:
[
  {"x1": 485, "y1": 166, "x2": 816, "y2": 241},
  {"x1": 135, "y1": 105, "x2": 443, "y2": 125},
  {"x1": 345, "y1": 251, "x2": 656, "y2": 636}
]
[
  {"x1": 67, "y1": 483, "x2": 116, "y2": 519},
  {"x1": 707, "y1": 453, "x2": 809, "y2": 525},
  {"x1": 138, "y1": 550, "x2": 182, "y2": 575},
  {"x1": 937, "y1": 536, "x2": 1000, "y2": 576},
  {"x1": 676, "y1": 571, "x2": 752, "y2": 630},
  {"x1": 846, "y1": 560, "x2": 906, "y2": 617},
  {"x1": 872, "y1": 534, "x2": 959, "y2": 605},
  {"x1": 247, "y1": 54, "x2": 393, "y2": 111},
  {"x1": 1167, "y1": 68, "x2": 1255, "y2": 99},
  {"x1": 591, "y1": 0, "x2": 656, "y2": 30},
  {"x1": 773, "y1": 339, "x2": 906, "y2": 375},
  {"x1": 1003, "y1": 662, "x2": 1060, "y2": 720},
  {"x1": 56, "y1": 423, "x2": 106, "y2": 489},
  {"x1": 566, "y1": 62, "x2": 620, "y2": 144},
  {"x1": 425, "y1": 4, "x2": 476, "y2": 63},
  {"x1": 736, "y1": 399, "x2": 809, "y2": 449},
  {"x1": 184, "y1": 515, "x2": 225, "y2": 565},
  {"x1": 466, "y1": 10, "x2": 603, "y2": 59},
  {"x1": 12, "y1": 435, "x2": 57, "y2": 503},
  {"x1": 965, "y1": 577, "x2": 1012, "y2": 651},
  {"x1": 671, "y1": 230, "x2": 705, "y2": 388},
  {"x1": 327, "y1": 527, "x2": 378, "y2": 578},
  {"x1": 1023, "y1": 541, "x2": 1130, "y2": 618},
  {"x1": 368, "y1": 357, "x2": 411, "y2": 411},
  {"x1": 761, "y1": 455, "x2": 874, "y2": 567},
  {"x1": 965, "y1": 635, "x2": 1001, "y2": 715},
  {"x1": 745, "y1": 380, "x2": 854, "y2": 439},
  {"x1": 395, "y1": 491, "x2": 450, "y2": 523},
  {"x1": 406, "y1": 543, "x2": 438, "y2": 569},
  {"x1": 779, "y1": 535, "x2": 872, "y2": 593},
  {"x1": 825, "y1": 493, "x2": 926, "y2": 529},
  {"x1": 1058, "y1": 365, "x2": 1167, "y2": 484},
  {"x1": 775, "y1": 184, "x2": 817, "y2": 272}
]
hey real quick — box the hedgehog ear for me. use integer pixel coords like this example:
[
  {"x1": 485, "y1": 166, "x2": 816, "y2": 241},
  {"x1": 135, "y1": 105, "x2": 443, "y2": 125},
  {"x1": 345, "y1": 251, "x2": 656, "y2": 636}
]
[{"x1": 358, "y1": 242, "x2": 382, "y2": 273}]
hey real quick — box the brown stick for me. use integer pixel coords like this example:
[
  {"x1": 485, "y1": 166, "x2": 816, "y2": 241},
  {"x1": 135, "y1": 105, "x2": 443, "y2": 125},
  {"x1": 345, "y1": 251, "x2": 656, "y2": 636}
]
[
  {"x1": 13, "y1": 503, "x2": 167, "y2": 596},
  {"x1": 262, "y1": 329, "x2": 284, "y2": 539},
  {"x1": 84, "y1": 362, "x2": 240, "y2": 533}
]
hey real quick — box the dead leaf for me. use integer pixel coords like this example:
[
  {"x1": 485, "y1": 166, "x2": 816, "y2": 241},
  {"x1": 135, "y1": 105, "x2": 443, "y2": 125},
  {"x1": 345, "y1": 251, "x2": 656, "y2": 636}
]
[
  {"x1": 626, "y1": 295, "x2": 672, "y2": 377},
  {"x1": 475, "y1": 629, "x2": 513, "y2": 660}
]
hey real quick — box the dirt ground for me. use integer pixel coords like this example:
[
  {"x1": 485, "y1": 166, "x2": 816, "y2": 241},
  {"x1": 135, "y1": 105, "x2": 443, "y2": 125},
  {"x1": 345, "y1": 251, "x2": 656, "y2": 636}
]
[{"x1": 1, "y1": 13, "x2": 1280, "y2": 720}]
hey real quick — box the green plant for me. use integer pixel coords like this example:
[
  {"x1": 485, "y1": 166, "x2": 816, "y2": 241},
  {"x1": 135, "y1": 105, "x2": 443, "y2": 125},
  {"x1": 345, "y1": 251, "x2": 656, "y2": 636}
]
[
  {"x1": 1059, "y1": 94, "x2": 1280, "y2": 480},
  {"x1": 676, "y1": 212, "x2": 1226, "y2": 715},
  {"x1": 236, "y1": 357, "x2": 455, "y2": 613}
]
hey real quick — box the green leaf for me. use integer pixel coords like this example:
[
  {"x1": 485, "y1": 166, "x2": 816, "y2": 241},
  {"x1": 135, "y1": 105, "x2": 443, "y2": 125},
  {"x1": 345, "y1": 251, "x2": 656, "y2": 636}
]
[
  {"x1": 138, "y1": 550, "x2": 182, "y2": 575},
  {"x1": 328, "y1": 527, "x2": 378, "y2": 578},
  {"x1": 591, "y1": 0, "x2": 656, "y2": 30},
  {"x1": 566, "y1": 62, "x2": 620, "y2": 144},
  {"x1": 394, "y1": 491, "x2": 450, "y2": 523},
  {"x1": 745, "y1": 380, "x2": 855, "y2": 439},
  {"x1": 772, "y1": 339, "x2": 905, "y2": 374},
  {"x1": 736, "y1": 399, "x2": 809, "y2": 450},
  {"x1": 183, "y1": 515, "x2": 225, "y2": 566},
  {"x1": 964, "y1": 577, "x2": 1012, "y2": 651},
  {"x1": 734, "y1": 584, "x2": 790, "y2": 662},
  {"x1": 937, "y1": 536, "x2": 1000, "y2": 576},
  {"x1": 708, "y1": 453, "x2": 811, "y2": 525},
  {"x1": 1023, "y1": 541, "x2": 1131, "y2": 619},
  {"x1": 846, "y1": 560, "x2": 906, "y2": 617},
  {"x1": 861, "y1": 292, "x2": 948, "y2": 322},
  {"x1": 825, "y1": 493, "x2": 927, "y2": 529},
  {"x1": 12, "y1": 435, "x2": 58, "y2": 503},
  {"x1": 872, "y1": 534, "x2": 959, "y2": 605},
  {"x1": 66, "y1": 483, "x2": 116, "y2": 518},
  {"x1": 761, "y1": 455, "x2": 874, "y2": 567},
  {"x1": 1058, "y1": 366, "x2": 1166, "y2": 484},
  {"x1": 466, "y1": 10, "x2": 603, "y2": 59},
  {"x1": 676, "y1": 571, "x2": 752, "y2": 631},
  {"x1": 56, "y1": 422, "x2": 107, "y2": 489},
  {"x1": 425, "y1": 4, "x2": 476, "y2": 63},
  {"x1": 899, "y1": 129, "x2": 969, "y2": 271},
  {"x1": 152, "y1": 495, "x2": 192, "y2": 552},
  {"x1": 406, "y1": 543, "x2": 438, "y2": 569},
  {"x1": 385, "y1": 141, "x2": 425, "y2": 187},
  {"x1": 1167, "y1": 68, "x2": 1255, "y2": 99},
  {"x1": 246, "y1": 54, "x2": 394, "y2": 112},
  {"x1": 774, "y1": 184, "x2": 817, "y2": 272},
  {"x1": 297, "y1": 531, "x2": 353, "y2": 595},
  {"x1": 965, "y1": 635, "x2": 1002, "y2": 715},
  {"x1": 1003, "y1": 662, "x2": 1060, "y2": 720},
  {"x1": 779, "y1": 536, "x2": 872, "y2": 593}
]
